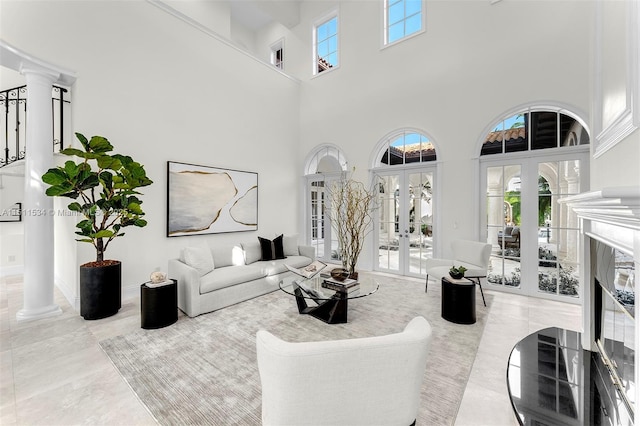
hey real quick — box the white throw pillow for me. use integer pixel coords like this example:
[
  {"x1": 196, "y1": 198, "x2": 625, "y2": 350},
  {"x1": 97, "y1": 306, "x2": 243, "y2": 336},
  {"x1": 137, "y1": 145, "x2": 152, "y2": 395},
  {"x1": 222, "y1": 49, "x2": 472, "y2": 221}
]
[
  {"x1": 183, "y1": 246, "x2": 215, "y2": 276},
  {"x1": 243, "y1": 240, "x2": 263, "y2": 265},
  {"x1": 282, "y1": 234, "x2": 299, "y2": 256}
]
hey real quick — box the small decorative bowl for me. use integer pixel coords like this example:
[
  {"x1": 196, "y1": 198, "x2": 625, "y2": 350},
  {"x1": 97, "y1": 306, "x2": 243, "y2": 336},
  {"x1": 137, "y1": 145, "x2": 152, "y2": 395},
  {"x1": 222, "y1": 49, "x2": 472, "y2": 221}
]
[
  {"x1": 330, "y1": 268, "x2": 350, "y2": 282},
  {"x1": 449, "y1": 271, "x2": 464, "y2": 280}
]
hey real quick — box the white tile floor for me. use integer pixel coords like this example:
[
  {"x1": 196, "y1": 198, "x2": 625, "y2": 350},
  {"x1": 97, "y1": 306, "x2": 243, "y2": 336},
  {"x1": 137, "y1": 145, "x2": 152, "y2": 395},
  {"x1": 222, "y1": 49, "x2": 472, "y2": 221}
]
[{"x1": 0, "y1": 274, "x2": 581, "y2": 425}]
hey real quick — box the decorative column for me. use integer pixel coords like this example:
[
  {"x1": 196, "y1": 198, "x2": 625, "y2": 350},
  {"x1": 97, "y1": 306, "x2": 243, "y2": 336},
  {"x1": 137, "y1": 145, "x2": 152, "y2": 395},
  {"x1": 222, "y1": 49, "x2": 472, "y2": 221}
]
[{"x1": 16, "y1": 67, "x2": 62, "y2": 322}]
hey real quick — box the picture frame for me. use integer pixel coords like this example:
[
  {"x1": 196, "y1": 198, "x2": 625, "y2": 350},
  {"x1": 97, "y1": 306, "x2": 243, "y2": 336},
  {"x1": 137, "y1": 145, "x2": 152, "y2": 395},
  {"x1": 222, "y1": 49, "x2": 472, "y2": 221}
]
[
  {"x1": 0, "y1": 202, "x2": 21, "y2": 222},
  {"x1": 167, "y1": 161, "x2": 258, "y2": 237}
]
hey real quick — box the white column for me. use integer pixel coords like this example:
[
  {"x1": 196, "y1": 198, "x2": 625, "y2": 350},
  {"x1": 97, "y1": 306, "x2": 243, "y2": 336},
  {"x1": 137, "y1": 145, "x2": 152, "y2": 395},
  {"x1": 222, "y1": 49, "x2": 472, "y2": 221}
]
[{"x1": 16, "y1": 68, "x2": 62, "y2": 322}]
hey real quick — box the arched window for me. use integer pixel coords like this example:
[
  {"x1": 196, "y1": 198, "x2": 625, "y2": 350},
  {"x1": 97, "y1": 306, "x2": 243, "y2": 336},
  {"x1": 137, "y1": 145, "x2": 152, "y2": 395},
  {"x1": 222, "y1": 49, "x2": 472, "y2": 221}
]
[
  {"x1": 375, "y1": 130, "x2": 436, "y2": 167},
  {"x1": 371, "y1": 129, "x2": 438, "y2": 278},
  {"x1": 303, "y1": 145, "x2": 349, "y2": 261},
  {"x1": 479, "y1": 106, "x2": 590, "y2": 302},
  {"x1": 480, "y1": 109, "x2": 589, "y2": 156},
  {"x1": 305, "y1": 144, "x2": 348, "y2": 175}
]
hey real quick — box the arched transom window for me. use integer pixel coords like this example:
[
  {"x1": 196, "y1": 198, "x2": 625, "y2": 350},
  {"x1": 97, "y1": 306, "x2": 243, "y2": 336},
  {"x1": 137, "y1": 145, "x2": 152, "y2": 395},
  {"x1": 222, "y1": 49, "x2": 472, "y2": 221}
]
[
  {"x1": 305, "y1": 144, "x2": 348, "y2": 175},
  {"x1": 376, "y1": 130, "x2": 436, "y2": 167},
  {"x1": 480, "y1": 109, "x2": 590, "y2": 156}
]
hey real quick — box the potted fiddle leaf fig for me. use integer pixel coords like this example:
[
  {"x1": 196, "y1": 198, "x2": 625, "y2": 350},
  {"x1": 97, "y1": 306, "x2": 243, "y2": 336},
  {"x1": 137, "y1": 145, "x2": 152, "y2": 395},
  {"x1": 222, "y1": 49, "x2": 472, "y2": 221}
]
[{"x1": 42, "y1": 132, "x2": 153, "y2": 320}]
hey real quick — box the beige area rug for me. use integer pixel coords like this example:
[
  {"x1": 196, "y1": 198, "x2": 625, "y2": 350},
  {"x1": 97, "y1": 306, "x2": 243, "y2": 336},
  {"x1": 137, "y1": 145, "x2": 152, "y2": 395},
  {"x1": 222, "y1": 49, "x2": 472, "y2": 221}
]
[{"x1": 100, "y1": 273, "x2": 492, "y2": 425}]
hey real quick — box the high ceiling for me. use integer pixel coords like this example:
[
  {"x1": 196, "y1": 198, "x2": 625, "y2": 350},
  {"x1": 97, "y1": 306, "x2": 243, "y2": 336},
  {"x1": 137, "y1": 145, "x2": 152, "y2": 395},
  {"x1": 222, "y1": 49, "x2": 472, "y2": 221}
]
[{"x1": 228, "y1": 0, "x2": 301, "y2": 30}]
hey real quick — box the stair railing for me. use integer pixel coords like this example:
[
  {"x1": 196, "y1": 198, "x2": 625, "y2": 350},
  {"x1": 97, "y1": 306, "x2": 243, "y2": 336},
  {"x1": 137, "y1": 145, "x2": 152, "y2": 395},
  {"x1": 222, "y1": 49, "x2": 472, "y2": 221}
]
[{"x1": 0, "y1": 85, "x2": 69, "y2": 168}]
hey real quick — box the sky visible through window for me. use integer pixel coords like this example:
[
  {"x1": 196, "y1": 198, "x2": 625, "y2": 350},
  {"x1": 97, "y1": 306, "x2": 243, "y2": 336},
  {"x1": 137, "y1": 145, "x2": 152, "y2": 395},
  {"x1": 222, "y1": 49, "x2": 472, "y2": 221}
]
[
  {"x1": 390, "y1": 132, "x2": 427, "y2": 147},
  {"x1": 493, "y1": 114, "x2": 525, "y2": 132},
  {"x1": 387, "y1": 0, "x2": 422, "y2": 44},
  {"x1": 317, "y1": 17, "x2": 338, "y2": 70}
]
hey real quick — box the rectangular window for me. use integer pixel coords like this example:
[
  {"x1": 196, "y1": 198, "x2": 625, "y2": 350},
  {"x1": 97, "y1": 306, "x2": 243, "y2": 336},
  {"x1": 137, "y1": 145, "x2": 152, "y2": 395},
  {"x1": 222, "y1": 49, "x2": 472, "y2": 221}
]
[
  {"x1": 384, "y1": 0, "x2": 423, "y2": 45},
  {"x1": 270, "y1": 39, "x2": 284, "y2": 70},
  {"x1": 314, "y1": 13, "x2": 338, "y2": 74}
]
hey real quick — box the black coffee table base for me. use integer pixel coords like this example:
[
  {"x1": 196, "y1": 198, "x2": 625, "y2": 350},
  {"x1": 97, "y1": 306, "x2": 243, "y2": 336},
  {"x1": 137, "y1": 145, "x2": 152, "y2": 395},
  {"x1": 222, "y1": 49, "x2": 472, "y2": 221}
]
[{"x1": 294, "y1": 287, "x2": 347, "y2": 324}]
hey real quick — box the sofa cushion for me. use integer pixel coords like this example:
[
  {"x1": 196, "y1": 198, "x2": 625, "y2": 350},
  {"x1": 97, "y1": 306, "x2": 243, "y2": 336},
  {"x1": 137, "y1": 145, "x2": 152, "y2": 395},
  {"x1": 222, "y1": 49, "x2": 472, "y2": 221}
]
[
  {"x1": 258, "y1": 235, "x2": 286, "y2": 260},
  {"x1": 261, "y1": 256, "x2": 313, "y2": 276},
  {"x1": 282, "y1": 234, "x2": 299, "y2": 256},
  {"x1": 183, "y1": 245, "x2": 215, "y2": 276},
  {"x1": 211, "y1": 244, "x2": 236, "y2": 268},
  {"x1": 200, "y1": 264, "x2": 266, "y2": 294},
  {"x1": 243, "y1": 240, "x2": 262, "y2": 265}
]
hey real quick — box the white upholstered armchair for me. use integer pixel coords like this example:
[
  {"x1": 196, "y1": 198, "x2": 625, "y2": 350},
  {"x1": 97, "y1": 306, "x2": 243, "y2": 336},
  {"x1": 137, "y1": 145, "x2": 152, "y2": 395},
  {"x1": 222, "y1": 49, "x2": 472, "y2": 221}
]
[
  {"x1": 425, "y1": 239, "x2": 492, "y2": 306},
  {"x1": 256, "y1": 316, "x2": 432, "y2": 426}
]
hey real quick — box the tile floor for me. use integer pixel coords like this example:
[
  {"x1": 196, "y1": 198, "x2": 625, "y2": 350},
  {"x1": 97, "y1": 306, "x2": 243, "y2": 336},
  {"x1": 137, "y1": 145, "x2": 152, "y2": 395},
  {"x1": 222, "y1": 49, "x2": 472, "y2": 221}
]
[{"x1": 0, "y1": 274, "x2": 581, "y2": 425}]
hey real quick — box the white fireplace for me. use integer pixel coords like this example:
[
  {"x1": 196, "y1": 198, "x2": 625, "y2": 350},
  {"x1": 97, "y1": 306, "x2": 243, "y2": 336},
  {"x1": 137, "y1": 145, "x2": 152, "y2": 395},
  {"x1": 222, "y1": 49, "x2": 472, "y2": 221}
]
[{"x1": 561, "y1": 186, "x2": 640, "y2": 418}]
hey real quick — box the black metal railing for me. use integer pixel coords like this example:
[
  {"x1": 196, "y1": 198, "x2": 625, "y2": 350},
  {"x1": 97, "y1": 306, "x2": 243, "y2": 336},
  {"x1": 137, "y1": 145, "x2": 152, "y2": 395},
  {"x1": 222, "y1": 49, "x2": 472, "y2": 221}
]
[{"x1": 0, "y1": 85, "x2": 70, "y2": 168}]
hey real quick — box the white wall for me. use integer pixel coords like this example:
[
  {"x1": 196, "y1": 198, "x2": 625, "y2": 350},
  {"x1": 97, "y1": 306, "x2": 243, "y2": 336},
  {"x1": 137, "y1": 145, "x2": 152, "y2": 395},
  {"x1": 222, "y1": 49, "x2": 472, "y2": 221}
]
[
  {"x1": 0, "y1": 173, "x2": 24, "y2": 275},
  {"x1": 1, "y1": 0, "x2": 301, "y2": 301},
  {"x1": 165, "y1": 0, "x2": 231, "y2": 38},
  {"x1": 590, "y1": 0, "x2": 640, "y2": 190},
  {"x1": 0, "y1": 66, "x2": 25, "y2": 88},
  {"x1": 1, "y1": 0, "x2": 636, "y2": 294},
  {"x1": 289, "y1": 0, "x2": 594, "y2": 260}
]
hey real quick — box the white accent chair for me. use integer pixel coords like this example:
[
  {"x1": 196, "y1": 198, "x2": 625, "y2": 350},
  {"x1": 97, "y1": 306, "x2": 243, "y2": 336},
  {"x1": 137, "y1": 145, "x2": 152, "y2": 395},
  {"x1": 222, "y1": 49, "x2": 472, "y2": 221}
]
[
  {"x1": 256, "y1": 316, "x2": 432, "y2": 426},
  {"x1": 425, "y1": 239, "x2": 492, "y2": 306}
]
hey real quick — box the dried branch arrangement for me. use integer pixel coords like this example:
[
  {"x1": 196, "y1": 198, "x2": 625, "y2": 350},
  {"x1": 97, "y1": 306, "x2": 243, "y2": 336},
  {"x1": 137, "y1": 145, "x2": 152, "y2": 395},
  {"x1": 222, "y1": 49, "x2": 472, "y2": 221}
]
[{"x1": 327, "y1": 172, "x2": 377, "y2": 276}]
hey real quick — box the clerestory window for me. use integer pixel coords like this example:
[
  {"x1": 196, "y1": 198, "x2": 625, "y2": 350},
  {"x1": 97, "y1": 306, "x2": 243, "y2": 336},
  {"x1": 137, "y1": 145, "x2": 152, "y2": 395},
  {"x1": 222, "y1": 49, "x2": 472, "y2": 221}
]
[
  {"x1": 270, "y1": 39, "x2": 284, "y2": 70},
  {"x1": 314, "y1": 12, "x2": 339, "y2": 74},
  {"x1": 384, "y1": 0, "x2": 424, "y2": 46}
]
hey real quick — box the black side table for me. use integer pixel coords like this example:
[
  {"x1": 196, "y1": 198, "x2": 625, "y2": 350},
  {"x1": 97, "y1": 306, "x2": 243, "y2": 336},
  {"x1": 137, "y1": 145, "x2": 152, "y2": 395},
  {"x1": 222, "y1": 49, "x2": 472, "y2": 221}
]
[
  {"x1": 141, "y1": 279, "x2": 178, "y2": 329},
  {"x1": 441, "y1": 276, "x2": 476, "y2": 324}
]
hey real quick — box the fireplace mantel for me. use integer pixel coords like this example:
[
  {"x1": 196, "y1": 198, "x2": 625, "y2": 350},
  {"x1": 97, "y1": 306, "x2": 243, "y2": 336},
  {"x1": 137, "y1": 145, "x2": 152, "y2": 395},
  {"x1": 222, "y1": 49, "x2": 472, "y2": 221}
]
[{"x1": 560, "y1": 186, "x2": 640, "y2": 231}]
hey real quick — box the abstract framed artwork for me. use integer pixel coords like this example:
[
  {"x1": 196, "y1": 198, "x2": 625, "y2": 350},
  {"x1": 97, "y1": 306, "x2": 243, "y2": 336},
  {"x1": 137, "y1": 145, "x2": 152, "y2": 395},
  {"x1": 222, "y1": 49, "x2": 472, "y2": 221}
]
[
  {"x1": 167, "y1": 161, "x2": 258, "y2": 237},
  {"x1": 0, "y1": 202, "x2": 21, "y2": 222}
]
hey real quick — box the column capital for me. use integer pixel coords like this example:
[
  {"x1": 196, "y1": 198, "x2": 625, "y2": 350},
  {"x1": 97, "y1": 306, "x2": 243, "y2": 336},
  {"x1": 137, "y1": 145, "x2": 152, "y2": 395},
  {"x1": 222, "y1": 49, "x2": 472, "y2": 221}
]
[
  {"x1": 19, "y1": 64, "x2": 60, "y2": 85},
  {"x1": 1, "y1": 39, "x2": 76, "y2": 86}
]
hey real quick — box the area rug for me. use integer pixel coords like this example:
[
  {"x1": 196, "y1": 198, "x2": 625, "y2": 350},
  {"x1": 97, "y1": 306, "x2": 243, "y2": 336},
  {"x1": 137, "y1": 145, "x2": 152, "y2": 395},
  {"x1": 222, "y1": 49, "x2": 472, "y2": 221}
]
[{"x1": 100, "y1": 273, "x2": 492, "y2": 425}]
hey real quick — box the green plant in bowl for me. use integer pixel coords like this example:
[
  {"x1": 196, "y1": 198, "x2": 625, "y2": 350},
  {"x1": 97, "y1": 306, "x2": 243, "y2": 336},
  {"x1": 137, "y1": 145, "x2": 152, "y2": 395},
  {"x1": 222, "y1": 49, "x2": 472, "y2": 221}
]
[{"x1": 449, "y1": 265, "x2": 467, "y2": 279}]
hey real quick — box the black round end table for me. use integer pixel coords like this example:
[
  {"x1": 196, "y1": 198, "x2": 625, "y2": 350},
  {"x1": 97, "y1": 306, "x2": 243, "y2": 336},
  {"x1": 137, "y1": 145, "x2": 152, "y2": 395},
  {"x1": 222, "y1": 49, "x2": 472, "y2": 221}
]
[
  {"x1": 141, "y1": 279, "x2": 178, "y2": 329},
  {"x1": 441, "y1": 276, "x2": 476, "y2": 324}
]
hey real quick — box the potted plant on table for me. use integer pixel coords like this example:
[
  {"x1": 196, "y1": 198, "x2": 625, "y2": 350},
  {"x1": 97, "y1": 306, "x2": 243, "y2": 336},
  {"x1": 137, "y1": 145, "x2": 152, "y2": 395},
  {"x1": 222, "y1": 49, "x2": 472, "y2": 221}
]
[
  {"x1": 327, "y1": 170, "x2": 377, "y2": 280},
  {"x1": 42, "y1": 132, "x2": 153, "y2": 320},
  {"x1": 449, "y1": 265, "x2": 467, "y2": 280}
]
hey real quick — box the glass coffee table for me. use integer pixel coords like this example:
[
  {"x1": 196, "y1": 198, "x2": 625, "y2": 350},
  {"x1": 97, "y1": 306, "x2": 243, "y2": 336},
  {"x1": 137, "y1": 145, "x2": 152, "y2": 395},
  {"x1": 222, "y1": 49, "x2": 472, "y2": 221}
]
[{"x1": 279, "y1": 274, "x2": 379, "y2": 324}]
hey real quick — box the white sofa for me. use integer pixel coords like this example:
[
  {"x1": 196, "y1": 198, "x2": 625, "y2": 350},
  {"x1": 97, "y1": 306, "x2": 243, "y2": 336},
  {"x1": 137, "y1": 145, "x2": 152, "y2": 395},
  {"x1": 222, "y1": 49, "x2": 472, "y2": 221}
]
[
  {"x1": 256, "y1": 316, "x2": 433, "y2": 426},
  {"x1": 168, "y1": 235, "x2": 315, "y2": 317}
]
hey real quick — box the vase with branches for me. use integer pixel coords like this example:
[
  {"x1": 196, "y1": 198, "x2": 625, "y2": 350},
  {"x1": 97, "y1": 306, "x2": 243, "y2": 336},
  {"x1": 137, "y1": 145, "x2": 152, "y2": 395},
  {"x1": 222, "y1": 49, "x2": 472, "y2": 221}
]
[{"x1": 327, "y1": 171, "x2": 377, "y2": 278}]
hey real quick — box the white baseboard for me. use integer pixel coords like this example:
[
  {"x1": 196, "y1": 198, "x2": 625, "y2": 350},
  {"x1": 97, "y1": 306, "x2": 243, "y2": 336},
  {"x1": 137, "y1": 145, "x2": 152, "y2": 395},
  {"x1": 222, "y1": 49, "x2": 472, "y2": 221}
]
[
  {"x1": 0, "y1": 264, "x2": 23, "y2": 278},
  {"x1": 123, "y1": 283, "x2": 141, "y2": 302}
]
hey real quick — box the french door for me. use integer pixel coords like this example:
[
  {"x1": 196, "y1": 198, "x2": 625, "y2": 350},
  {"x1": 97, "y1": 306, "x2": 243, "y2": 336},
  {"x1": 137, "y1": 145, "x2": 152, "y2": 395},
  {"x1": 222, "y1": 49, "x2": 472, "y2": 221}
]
[
  {"x1": 374, "y1": 168, "x2": 435, "y2": 277},
  {"x1": 307, "y1": 175, "x2": 342, "y2": 263},
  {"x1": 480, "y1": 152, "x2": 588, "y2": 301}
]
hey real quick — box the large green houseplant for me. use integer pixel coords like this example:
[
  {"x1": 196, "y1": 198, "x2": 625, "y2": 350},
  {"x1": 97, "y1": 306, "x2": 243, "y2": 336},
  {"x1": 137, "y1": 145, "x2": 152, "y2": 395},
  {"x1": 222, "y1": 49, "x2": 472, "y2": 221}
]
[{"x1": 42, "y1": 132, "x2": 153, "y2": 319}]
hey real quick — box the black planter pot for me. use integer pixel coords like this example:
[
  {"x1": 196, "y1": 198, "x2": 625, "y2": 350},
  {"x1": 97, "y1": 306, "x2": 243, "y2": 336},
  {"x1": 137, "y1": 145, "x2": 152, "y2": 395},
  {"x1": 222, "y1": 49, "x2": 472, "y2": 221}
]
[{"x1": 80, "y1": 261, "x2": 122, "y2": 320}]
